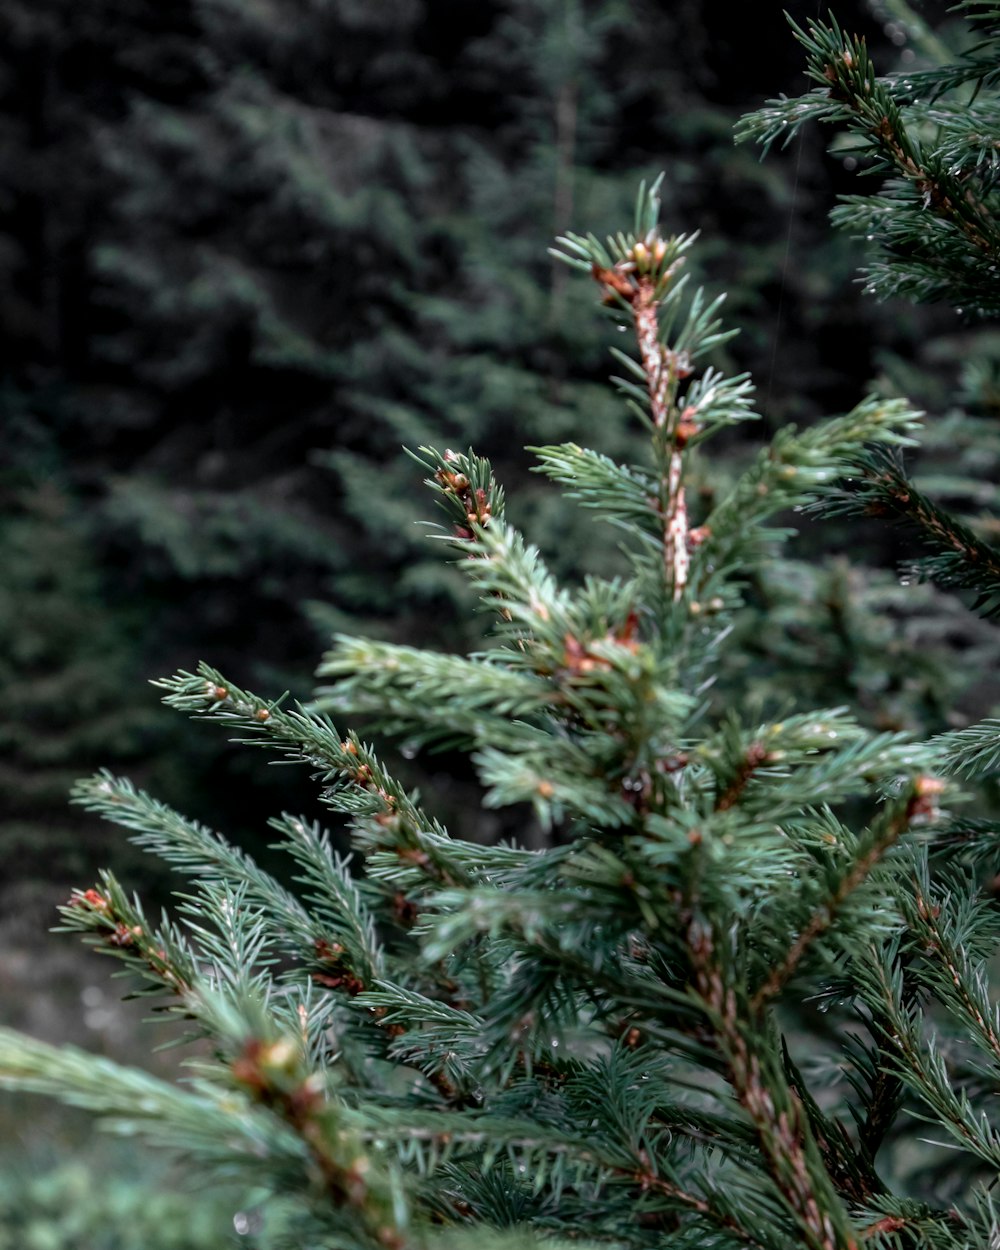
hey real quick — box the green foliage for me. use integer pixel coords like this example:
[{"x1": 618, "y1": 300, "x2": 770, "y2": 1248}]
[
  {"x1": 820, "y1": 446, "x2": 1000, "y2": 618},
  {"x1": 738, "y1": 3, "x2": 1000, "y2": 748},
  {"x1": 3, "y1": 0, "x2": 954, "y2": 901},
  {"x1": 4, "y1": 174, "x2": 991, "y2": 1250},
  {"x1": 738, "y1": 8, "x2": 1000, "y2": 315},
  {"x1": 5, "y1": 6, "x2": 1000, "y2": 1245},
  {"x1": 0, "y1": 1158, "x2": 257, "y2": 1250}
]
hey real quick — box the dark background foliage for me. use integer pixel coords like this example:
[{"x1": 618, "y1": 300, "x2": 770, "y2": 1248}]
[{"x1": 2, "y1": 0, "x2": 949, "y2": 891}]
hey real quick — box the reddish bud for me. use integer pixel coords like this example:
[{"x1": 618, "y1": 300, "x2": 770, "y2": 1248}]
[{"x1": 74, "y1": 888, "x2": 110, "y2": 912}]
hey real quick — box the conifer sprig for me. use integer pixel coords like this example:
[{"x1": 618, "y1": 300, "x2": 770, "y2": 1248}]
[
  {"x1": 933, "y1": 718, "x2": 1000, "y2": 778},
  {"x1": 553, "y1": 176, "x2": 751, "y2": 603},
  {"x1": 154, "y1": 664, "x2": 472, "y2": 892},
  {"x1": 737, "y1": 14, "x2": 1000, "y2": 314},
  {"x1": 72, "y1": 770, "x2": 321, "y2": 955},
  {"x1": 819, "y1": 447, "x2": 1000, "y2": 618},
  {"x1": 58, "y1": 871, "x2": 197, "y2": 1003}
]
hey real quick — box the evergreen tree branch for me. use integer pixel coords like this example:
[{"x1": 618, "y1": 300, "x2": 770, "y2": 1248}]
[
  {"x1": 931, "y1": 718, "x2": 1000, "y2": 778},
  {"x1": 155, "y1": 664, "x2": 472, "y2": 891},
  {"x1": 72, "y1": 770, "x2": 322, "y2": 955},
  {"x1": 691, "y1": 397, "x2": 922, "y2": 606},
  {"x1": 554, "y1": 179, "x2": 751, "y2": 609},
  {"x1": 779, "y1": 1041, "x2": 884, "y2": 1207},
  {"x1": 0, "y1": 1026, "x2": 305, "y2": 1163},
  {"x1": 355, "y1": 1102, "x2": 778, "y2": 1249},
  {"x1": 6, "y1": 156, "x2": 997, "y2": 1248},
  {"x1": 58, "y1": 872, "x2": 197, "y2": 1003},
  {"x1": 750, "y1": 778, "x2": 944, "y2": 1013},
  {"x1": 686, "y1": 921, "x2": 862, "y2": 1250},
  {"x1": 267, "y1": 813, "x2": 384, "y2": 986},
  {"x1": 860, "y1": 951, "x2": 1000, "y2": 1174},
  {"x1": 737, "y1": 15, "x2": 1000, "y2": 313},
  {"x1": 843, "y1": 1032, "x2": 905, "y2": 1167},
  {"x1": 902, "y1": 864, "x2": 1000, "y2": 1075},
  {"x1": 819, "y1": 447, "x2": 1000, "y2": 618},
  {"x1": 739, "y1": 16, "x2": 998, "y2": 250},
  {"x1": 315, "y1": 638, "x2": 560, "y2": 751},
  {"x1": 586, "y1": 212, "x2": 692, "y2": 602},
  {"x1": 0, "y1": 1025, "x2": 412, "y2": 1250}
]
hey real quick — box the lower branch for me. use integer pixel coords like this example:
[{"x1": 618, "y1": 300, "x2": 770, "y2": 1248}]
[
  {"x1": 751, "y1": 777, "x2": 941, "y2": 1014},
  {"x1": 688, "y1": 920, "x2": 860, "y2": 1250}
]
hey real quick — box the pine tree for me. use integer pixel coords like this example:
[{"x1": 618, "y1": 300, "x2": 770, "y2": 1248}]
[{"x1": 8, "y1": 169, "x2": 992, "y2": 1249}]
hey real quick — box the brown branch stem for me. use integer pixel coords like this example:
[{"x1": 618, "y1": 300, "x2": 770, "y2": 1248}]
[
  {"x1": 751, "y1": 779, "x2": 937, "y2": 1015},
  {"x1": 688, "y1": 920, "x2": 860, "y2": 1250},
  {"x1": 911, "y1": 881, "x2": 1000, "y2": 1068},
  {"x1": 633, "y1": 289, "x2": 690, "y2": 600}
]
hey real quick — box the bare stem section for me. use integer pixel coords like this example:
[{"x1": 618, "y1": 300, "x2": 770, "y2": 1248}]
[{"x1": 592, "y1": 263, "x2": 691, "y2": 601}]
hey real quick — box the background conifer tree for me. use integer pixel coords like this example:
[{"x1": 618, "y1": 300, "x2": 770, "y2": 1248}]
[{"x1": 0, "y1": 0, "x2": 925, "y2": 883}]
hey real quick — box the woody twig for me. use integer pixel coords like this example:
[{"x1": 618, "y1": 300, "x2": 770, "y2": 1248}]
[{"x1": 592, "y1": 251, "x2": 692, "y2": 602}]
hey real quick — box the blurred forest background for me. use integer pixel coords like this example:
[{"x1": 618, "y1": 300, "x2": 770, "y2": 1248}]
[{"x1": 3, "y1": 0, "x2": 997, "y2": 1243}]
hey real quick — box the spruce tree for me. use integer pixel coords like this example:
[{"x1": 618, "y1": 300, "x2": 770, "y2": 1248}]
[
  {"x1": 0, "y1": 171, "x2": 977, "y2": 1248},
  {"x1": 4, "y1": 7, "x2": 1000, "y2": 1245}
]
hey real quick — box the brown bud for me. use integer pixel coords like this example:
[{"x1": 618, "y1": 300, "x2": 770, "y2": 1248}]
[
  {"x1": 313, "y1": 971, "x2": 365, "y2": 995},
  {"x1": 314, "y1": 938, "x2": 346, "y2": 962},
  {"x1": 393, "y1": 892, "x2": 419, "y2": 926},
  {"x1": 592, "y1": 263, "x2": 636, "y2": 303},
  {"x1": 675, "y1": 419, "x2": 699, "y2": 448},
  {"x1": 747, "y1": 741, "x2": 769, "y2": 767},
  {"x1": 907, "y1": 774, "x2": 946, "y2": 821},
  {"x1": 398, "y1": 846, "x2": 430, "y2": 866},
  {"x1": 109, "y1": 923, "x2": 142, "y2": 947}
]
